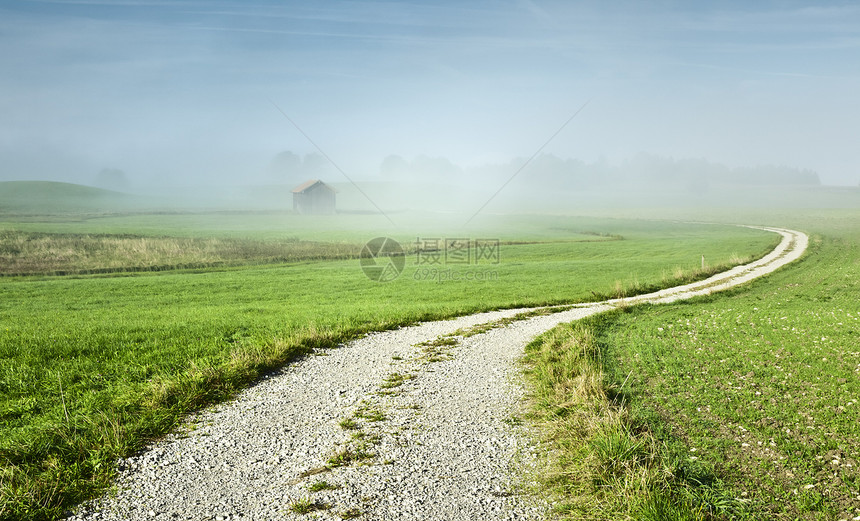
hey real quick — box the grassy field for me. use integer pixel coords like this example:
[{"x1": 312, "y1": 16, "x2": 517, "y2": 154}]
[
  {"x1": 524, "y1": 209, "x2": 860, "y2": 520},
  {"x1": 0, "y1": 182, "x2": 781, "y2": 520}
]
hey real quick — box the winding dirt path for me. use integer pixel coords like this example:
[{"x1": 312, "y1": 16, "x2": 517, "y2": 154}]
[{"x1": 67, "y1": 226, "x2": 808, "y2": 521}]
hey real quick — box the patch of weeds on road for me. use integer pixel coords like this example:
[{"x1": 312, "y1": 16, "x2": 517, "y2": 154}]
[
  {"x1": 354, "y1": 402, "x2": 386, "y2": 422},
  {"x1": 338, "y1": 507, "x2": 363, "y2": 519},
  {"x1": 350, "y1": 431, "x2": 381, "y2": 445},
  {"x1": 415, "y1": 335, "x2": 459, "y2": 362},
  {"x1": 418, "y1": 336, "x2": 459, "y2": 347},
  {"x1": 327, "y1": 447, "x2": 374, "y2": 468},
  {"x1": 453, "y1": 306, "x2": 576, "y2": 339},
  {"x1": 330, "y1": 400, "x2": 390, "y2": 468},
  {"x1": 308, "y1": 480, "x2": 339, "y2": 492},
  {"x1": 331, "y1": 391, "x2": 394, "y2": 469},
  {"x1": 289, "y1": 496, "x2": 330, "y2": 514},
  {"x1": 452, "y1": 322, "x2": 496, "y2": 337},
  {"x1": 514, "y1": 305, "x2": 575, "y2": 319},
  {"x1": 380, "y1": 372, "x2": 415, "y2": 389},
  {"x1": 339, "y1": 417, "x2": 359, "y2": 430}
]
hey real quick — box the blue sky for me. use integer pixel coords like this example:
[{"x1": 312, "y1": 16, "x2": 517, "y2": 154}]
[{"x1": 1, "y1": 0, "x2": 858, "y2": 186}]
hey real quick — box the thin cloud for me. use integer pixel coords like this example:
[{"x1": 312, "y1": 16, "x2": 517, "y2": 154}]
[
  {"x1": 22, "y1": 0, "x2": 185, "y2": 5},
  {"x1": 1, "y1": 1, "x2": 858, "y2": 186},
  {"x1": 669, "y1": 61, "x2": 847, "y2": 81},
  {"x1": 516, "y1": 0, "x2": 555, "y2": 26}
]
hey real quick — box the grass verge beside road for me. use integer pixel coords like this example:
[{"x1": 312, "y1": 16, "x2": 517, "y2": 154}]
[{"x1": 524, "y1": 214, "x2": 860, "y2": 520}]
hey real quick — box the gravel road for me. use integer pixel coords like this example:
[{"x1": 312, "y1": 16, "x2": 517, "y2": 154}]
[{"x1": 66, "y1": 226, "x2": 807, "y2": 521}]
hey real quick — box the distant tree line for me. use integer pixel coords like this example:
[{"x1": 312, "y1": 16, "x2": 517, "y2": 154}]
[
  {"x1": 380, "y1": 154, "x2": 463, "y2": 183},
  {"x1": 377, "y1": 152, "x2": 821, "y2": 192},
  {"x1": 268, "y1": 151, "x2": 337, "y2": 185},
  {"x1": 267, "y1": 150, "x2": 820, "y2": 191}
]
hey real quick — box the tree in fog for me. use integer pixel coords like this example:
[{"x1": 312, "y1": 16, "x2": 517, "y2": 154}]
[
  {"x1": 268, "y1": 151, "x2": 302, "y2": 183},
  {"x1": 94, "y1": 168, "x2": 128, "y2": 191},
  {"x1": 410, "y1": 155, "x2": 462, "y2": 183},
  {"x1": 380, "y1": 154, "x2": 409, "y2": 180},
  {"x1": 301, "y1": 153, "x2": 334, "y2": 179}
]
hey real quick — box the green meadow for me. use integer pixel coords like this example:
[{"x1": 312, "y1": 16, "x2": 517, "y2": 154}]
[
  {"x1": 0, "y1": 180, "x2": 846, "y2": 520},
  {"x1": 525, "y1": 208, "x2": 860, "y2": 520}
]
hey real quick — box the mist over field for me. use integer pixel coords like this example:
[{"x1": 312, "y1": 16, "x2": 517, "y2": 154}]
[{"x1": 1, "y1": 1, "x2": 859, "y2": 222}]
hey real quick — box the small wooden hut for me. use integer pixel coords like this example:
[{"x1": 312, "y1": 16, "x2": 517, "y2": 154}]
[{"x1": 292, "y1": 179, "x2": 336, "y2": 215}]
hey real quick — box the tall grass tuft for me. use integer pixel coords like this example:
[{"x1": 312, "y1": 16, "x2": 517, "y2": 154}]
[{"x1": 0, "y1": 231, "x2": 364, "y2": 276}]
